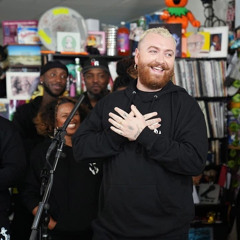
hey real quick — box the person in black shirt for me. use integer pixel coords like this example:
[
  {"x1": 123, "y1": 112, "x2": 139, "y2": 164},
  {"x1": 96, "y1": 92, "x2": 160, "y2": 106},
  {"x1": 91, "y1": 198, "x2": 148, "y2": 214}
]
[
  {"x1": 11, "y1": 61, "x2": 69, "y2": 240},
  {"x1": 12, "y1": 61, "x2": 68, "y2": 156},
  {"x1": 81, "y1": 57, "x2": 111, "y2": 110},
  {"x1": 0, "y1": 116, "x2": 26, "y2": 239},
  {"x1": 22, "y1": 96, "x2": 102, "y2": 240},
  {"x1": 72, "y1": 27, "x2": 208, "y2": 240}
]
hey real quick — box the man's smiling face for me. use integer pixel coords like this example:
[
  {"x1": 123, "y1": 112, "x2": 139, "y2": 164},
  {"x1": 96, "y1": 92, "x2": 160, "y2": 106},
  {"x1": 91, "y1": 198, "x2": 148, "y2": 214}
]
[{"x1": 135, "y1": 32, "x2": 176, "y2": 91}]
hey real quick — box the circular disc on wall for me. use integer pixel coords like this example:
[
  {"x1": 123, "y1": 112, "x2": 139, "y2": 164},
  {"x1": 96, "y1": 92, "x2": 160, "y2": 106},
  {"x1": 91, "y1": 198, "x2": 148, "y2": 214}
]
[{"x1": 38, "y1": 6, "x2": 87, "y2": 51}]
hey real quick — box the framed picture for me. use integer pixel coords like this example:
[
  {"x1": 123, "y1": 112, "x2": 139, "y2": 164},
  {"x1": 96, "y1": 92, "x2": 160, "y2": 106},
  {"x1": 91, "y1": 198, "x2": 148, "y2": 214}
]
[
  {"x1": 7, "y1": 45, "x2": 41, "y2": 67},
  {"x1": 202, "y1": 26, "x2": 229, "y2": 58},
  {"x1": 186, "y1": 31, "x2": 211, "y2": 58},
  {"x1": 149, "y1": 23, "x2": 182, "y2": 57},
  {"x1": 57, "y1": 32, "x2": 81, "y2": 52},
  {"x1": 189, "y1": 227, "x2": 213, "y2": 240},
  {"x1": 87, "y1": 31, "x2": 106, "y2": 55},
  {"x1": 6, "y1": 72, "x2": 40, "y2": 100},
  {"x1": 0, "y1": 98, "x2": 9, "y2": 120}
]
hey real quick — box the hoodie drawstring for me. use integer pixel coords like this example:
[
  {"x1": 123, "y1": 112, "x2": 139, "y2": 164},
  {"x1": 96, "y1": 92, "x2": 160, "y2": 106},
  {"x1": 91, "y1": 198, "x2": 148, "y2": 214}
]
[
  {"x1": 126, "y1": 90, "x2": 137, "y2": 111},
  {"x1": 149, "y1": 95, "x2": 158, "y2": 111}
]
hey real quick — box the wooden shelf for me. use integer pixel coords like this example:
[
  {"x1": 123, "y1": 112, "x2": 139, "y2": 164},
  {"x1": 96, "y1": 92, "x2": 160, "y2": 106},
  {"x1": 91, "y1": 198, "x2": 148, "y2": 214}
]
[
  {"x1": 228, "y1": 145, "x2": 240, "y2": 150},
  {"x1": 41, "y1": 52, "x2": 125, "y2": 62}
]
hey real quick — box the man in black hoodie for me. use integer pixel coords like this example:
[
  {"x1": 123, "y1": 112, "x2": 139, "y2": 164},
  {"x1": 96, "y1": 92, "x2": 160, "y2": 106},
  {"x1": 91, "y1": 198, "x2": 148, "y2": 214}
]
[{"x1": 72, "y1": 27, "x2": 208, "y2": 240}]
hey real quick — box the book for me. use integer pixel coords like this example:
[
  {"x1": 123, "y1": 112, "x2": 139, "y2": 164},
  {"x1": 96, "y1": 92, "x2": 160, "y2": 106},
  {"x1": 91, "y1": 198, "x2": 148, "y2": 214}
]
[
  {"x1": 17, "y1": 26, "x2": 41, "y2": 44},
  {"x1": 204, "y1": 61, "x2": 214, "y2": 97},
  {"x1": 197, "y1": 101, "x2": 210, "y2": 138}
]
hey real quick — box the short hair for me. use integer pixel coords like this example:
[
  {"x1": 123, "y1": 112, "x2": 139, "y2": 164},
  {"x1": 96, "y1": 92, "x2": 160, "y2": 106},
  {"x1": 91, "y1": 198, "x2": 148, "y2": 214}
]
[
  {"x1": 113, "y1": 58, "x2": 137, "y2": 91},
  {"x1": 138, "y1": 27, "x2": 176, "y2": 48},
  {"x1": 40, "y1": 61, "x2": 68, "y2": 76},
  {"x1": 34, "y1": 96, "x2": 88, "y2": 137},
  {"x1": 82, "y1": 57, "x2": 110, "y2": 75}
]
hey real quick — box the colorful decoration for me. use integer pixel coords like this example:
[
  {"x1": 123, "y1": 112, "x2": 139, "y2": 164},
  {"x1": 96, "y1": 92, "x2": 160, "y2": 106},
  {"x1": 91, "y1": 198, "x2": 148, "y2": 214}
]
[{"x1": 160, "y1": 0, "x2": 201, "y2": 57}]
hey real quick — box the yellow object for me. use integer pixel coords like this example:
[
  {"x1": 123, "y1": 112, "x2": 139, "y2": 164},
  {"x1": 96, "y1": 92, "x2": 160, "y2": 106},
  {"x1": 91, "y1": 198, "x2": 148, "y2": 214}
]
[
  {"x1": 38, "y1": 29, "x2": 52, "y2": 44},
  {"x1": 52, "y1": 8, "x2": 69, "y2": 15}
]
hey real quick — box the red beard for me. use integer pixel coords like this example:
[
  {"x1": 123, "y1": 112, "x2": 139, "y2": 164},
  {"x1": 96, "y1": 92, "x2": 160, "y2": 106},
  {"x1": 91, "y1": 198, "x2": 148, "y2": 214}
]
[{"x1": 137, "y1": 62, "x2": 174, "y2": 90}]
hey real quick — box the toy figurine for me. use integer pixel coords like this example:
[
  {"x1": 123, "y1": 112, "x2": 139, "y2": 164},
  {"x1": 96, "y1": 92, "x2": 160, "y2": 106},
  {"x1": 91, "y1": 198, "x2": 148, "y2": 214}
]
[{"x1": 160, "y1": 0, "x2": 201, "y2": 57}]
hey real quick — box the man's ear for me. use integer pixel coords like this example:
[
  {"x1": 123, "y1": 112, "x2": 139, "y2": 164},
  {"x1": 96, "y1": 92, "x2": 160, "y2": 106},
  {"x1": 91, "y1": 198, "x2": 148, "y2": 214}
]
[
  {"x1": 39, "y1": 76, "x2": 44, "y2": 84},
  {"x1": 82, "y1": 75, "x2": 86, "y2": 83},
  {"x1": 134, "y1": 48, "x2": 139, "y2": 65}
]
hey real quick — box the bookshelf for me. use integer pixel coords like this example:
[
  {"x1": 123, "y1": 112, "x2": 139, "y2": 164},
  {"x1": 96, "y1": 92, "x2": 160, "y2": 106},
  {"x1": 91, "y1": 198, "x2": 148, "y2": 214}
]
[
  {"x1": 174, "y1": 57, "x2": 231, "y2": 240},
  {"x1": 174, "y1": 58, "x2": 229, "y2": 164},
  {"x1": 174, "y1": 58, "x2": 227, "y2": 98}
]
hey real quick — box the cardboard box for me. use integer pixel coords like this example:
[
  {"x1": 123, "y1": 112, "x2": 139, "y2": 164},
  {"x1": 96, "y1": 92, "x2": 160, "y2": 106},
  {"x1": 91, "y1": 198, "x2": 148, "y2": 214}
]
[{"x1": 2, "y1": 20, "x2": 38, "y2": 45}]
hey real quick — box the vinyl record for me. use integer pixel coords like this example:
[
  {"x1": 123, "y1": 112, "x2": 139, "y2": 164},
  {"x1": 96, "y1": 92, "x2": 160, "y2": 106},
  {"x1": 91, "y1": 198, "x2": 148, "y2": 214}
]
[{"x1": 38, "y1": 6, "x2": 87, "y2": 51}]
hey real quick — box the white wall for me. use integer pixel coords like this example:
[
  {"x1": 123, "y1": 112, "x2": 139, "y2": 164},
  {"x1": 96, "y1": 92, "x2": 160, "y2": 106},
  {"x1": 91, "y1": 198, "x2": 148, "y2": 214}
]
[
  {"x1": 0, "y1": 1, "x2": 235, "y2": 47},
  {"x1": 236, "y1": 0, "x2": 240, "y2": 28},
  {"x1": 186, "y1": 0, "x2": 229, "y2": 32}
]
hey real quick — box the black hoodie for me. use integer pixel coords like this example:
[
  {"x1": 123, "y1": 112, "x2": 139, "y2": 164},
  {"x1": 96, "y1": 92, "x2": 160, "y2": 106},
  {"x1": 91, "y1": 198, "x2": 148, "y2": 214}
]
[
  {"x1": 0, "y1": 117, "x2": 26, "y2": 211},
  {"x1": 72, "y1": 80, "x2": 208, "y2": 239}
]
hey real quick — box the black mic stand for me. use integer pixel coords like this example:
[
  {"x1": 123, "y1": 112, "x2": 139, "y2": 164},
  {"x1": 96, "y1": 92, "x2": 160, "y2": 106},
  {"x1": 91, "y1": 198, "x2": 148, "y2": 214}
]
[{"x1": 29, "y1": 94, "x2": 85, "y2": 240}]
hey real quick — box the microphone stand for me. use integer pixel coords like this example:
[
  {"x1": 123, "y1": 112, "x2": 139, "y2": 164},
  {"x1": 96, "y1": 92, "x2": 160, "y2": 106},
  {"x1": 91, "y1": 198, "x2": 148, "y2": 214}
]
[{"x1": 29, "y1": 94, "x2": 85, "y2": 240}]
